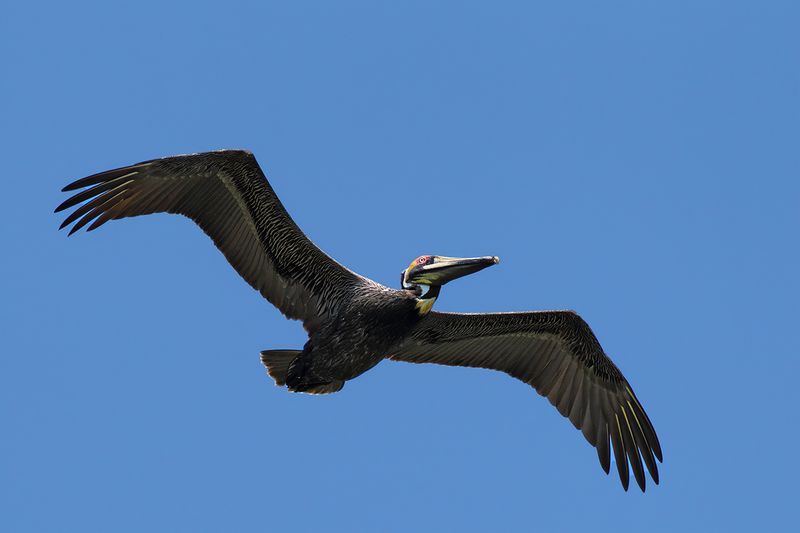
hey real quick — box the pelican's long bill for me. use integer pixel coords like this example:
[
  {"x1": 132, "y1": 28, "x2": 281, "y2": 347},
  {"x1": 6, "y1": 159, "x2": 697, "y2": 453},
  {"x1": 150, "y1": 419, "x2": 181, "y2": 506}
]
[{"x1": 406, "y1": 256, "x2": 500, "y2": 286}]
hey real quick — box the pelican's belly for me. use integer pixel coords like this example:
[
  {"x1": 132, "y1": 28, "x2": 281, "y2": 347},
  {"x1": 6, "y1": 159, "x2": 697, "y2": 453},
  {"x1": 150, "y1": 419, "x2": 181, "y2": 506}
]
[{"x1": 306, "y1": 295, "x2": 420, "y2": 382}]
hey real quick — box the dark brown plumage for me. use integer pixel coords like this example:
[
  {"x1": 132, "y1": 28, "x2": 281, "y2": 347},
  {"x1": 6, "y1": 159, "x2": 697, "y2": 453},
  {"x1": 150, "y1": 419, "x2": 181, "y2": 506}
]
[
  {"x1": 390, "y1": 311, "x2": 662, "y2": 491},
  {"x1": 56, "y1": 149, "x2": 662, "y2": 491}
]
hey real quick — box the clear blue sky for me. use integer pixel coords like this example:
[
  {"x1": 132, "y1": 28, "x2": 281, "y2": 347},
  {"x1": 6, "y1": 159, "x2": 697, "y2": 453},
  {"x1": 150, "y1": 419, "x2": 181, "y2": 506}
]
[{"x1": 2, "y1": 1, "x2": 798, "y2": 531}]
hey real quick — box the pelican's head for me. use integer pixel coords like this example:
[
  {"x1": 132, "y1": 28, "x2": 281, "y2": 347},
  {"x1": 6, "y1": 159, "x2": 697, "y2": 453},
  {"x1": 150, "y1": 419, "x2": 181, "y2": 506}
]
[{"x1": 400, "y1": 255, "x2": 500, "y2": 314}]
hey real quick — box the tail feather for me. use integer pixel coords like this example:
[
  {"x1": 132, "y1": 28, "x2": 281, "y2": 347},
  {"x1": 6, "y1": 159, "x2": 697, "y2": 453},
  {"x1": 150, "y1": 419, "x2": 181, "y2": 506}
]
[
  {"x1": 300, "y1": 381, "x2": 345, "y2": 395},
  {"x1": 260, "y1": 349, "x2": 345, "y2": 394},
  {"x1": 260, "y1": 350, "x2": 300, "y2": 387}
]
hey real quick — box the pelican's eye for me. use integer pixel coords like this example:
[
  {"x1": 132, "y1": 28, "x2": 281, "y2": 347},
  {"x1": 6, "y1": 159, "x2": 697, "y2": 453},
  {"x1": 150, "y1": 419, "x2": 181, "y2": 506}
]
[{"x1": 416, "y1": 255, "x2": 434, "y2": 266}]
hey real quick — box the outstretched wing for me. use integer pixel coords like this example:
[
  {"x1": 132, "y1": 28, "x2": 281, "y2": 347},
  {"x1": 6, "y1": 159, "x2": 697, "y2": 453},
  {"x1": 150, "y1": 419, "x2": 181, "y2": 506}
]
[
  {"x1": 56, "y1": 150, "x2": 364, "y2": 325},
  {"x1": 388, "y1": 310, "x2": 662, "y2": 491}
]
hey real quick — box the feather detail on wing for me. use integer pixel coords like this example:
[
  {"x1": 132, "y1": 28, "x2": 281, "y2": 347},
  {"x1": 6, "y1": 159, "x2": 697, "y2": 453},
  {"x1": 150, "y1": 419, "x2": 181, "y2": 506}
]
[
  {"x1": 388, "y1": 310, "x2": 662, "y2": 491},
  {"x1": 56, "y1": 150, "x2": 364, "y2": 326}
]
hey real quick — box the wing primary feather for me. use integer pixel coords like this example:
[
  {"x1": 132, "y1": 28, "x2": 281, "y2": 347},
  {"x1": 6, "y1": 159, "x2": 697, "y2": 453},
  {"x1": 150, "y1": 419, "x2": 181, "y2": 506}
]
[
  {"x1": 596, "y1": 422, "x2": 611, "y2": 474},
  {"x1": 611, "y1": 412, "x2": 629, "y2": 491},
  {"x1": 66, "y1": 189, "x2": 129, "y2": 235},
  {"x1": 580, "y1": 383, "x2": 601, "y2": 445},
  {"x1": 59, "y1": 185, "x2": 129, "y2": 230},
  {"x1": 627, "y1": 385, "x2": 663, "y2": 462},
  {"x1": 118, "y1": 179, "x2": 166, "y2": 215},
  {"x1": 86, "y1": 193, "x2": 137, "y2": 231},
  {"x1": 619, "y1": 403, "x2": 646, "y2": 491},
  {"x1": 627, "y1": 400, "x2": 659, "y2": 484},
  {"x1": 62, "y1": 166, "x2": 148, "y2": 192},
  {"x1": 55, "y1": 175, "x2": 136, "y2": 212},
  {"x1": 87, "y1": 197, "x2": 129, "y2": 231}
]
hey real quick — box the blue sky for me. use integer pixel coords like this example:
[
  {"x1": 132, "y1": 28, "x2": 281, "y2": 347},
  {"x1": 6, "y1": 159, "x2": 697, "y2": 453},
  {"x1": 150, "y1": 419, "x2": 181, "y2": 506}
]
[{"x1": 2, "y1": 1, "x2": 798, "y2": 531}]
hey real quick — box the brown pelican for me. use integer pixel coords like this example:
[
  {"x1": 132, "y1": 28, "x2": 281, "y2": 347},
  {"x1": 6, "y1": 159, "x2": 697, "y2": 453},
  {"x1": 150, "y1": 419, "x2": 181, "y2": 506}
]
[{"x1": 56, "y1": 150, "x2": 662, "y2": 491}]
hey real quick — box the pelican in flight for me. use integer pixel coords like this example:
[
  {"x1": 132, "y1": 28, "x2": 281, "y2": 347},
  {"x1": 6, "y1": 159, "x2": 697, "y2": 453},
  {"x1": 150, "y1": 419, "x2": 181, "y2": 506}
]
[{"x1": 56, "y1": 150, "x2": 662, "y2": 491}]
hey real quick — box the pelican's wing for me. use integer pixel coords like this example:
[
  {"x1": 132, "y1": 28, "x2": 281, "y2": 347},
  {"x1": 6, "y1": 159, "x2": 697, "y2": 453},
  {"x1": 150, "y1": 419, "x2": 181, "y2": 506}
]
[
  {"x1": 56, "y1": 150, "x2": 364, "y2": 325},
  {"x1": 388, "y1": 310, "x2": 662, "y2": 491}
]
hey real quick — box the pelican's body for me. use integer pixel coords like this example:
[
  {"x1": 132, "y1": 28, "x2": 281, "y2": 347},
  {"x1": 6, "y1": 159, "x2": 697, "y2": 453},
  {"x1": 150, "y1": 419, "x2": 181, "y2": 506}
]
[
  {"x1": 57, "y1": 150, "x2": 662, "y2": 491},
  {"x1": 281, "y1": 282, "x2": 422, "y2": 393}
]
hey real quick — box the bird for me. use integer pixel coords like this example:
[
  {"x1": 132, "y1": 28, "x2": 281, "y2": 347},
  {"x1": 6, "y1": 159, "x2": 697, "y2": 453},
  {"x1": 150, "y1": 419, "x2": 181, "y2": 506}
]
[{"x1": 56, "y1": 149, "x2": 662, "y2": 491}]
